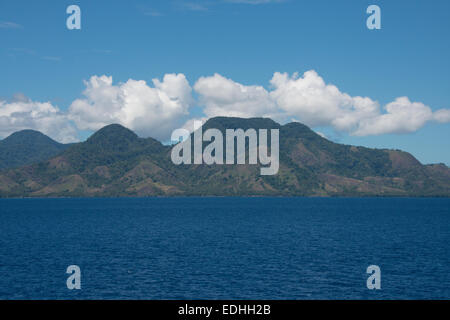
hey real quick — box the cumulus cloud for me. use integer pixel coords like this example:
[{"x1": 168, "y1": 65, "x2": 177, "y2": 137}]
[
  {"x1": 3, "y1": 71, "x2": 449, "y2": 143},
  {"x1": 352, "y1": 97, "x2": 433, "y2": 136},
  {"x1": 68, "y1": 74, "x2": 193, "y2": 141},
  {"x1": 0, "y1": 96, "x2": 77, "y2": 143},
  {"x1": 269, "y1": 71, "x2": 380, "y2": 131},
  {"x1": 194, "y1": 70, "x2": 450, "y2": 136},
  {"x1": 433, "y1": 109, "x2": 450, "y2": 123},
  {"x1": 271, "y1": 71, "x2": 450, "y2": 135},
  {"x1": 194, "y1": 73, "x2": 278, "y2": 119}
]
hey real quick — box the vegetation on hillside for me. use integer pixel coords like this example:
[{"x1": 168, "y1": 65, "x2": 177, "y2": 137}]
[
  {"x1": 0, "y1": 130, "x2": 70, "y2": 170},
  {"x1": 0, "y1": 118, "x2": 448, "y2": 197}
]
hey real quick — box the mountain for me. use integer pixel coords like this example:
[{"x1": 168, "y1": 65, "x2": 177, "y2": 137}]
[
  {"x1": 0, "y1": 130, "x2": 70, "y2": 170},
  {"x1": 0, "y1": 117, "x2": 449, "y2": 197}
]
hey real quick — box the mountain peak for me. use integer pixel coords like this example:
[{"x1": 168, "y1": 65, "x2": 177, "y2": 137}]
[
  {"x1": 203, "y1": 117, "x2": 281, "y2": 131},
  {"x1": 281, "y1": 121, "x2": 322, "y2": 140},
  {"x1": 3, "y1": 129, "x2": 58, "y2": 144},
  {"x1": 0, "y1": 130, "x2": 68, "y2": 169},
  {"x1": 87, "y1": 124, "x2": 138, "y2": 145}
]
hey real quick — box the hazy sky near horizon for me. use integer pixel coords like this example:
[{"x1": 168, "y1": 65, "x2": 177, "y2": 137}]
[{"x1": 1, "y1": 0, "x2": 450, "y2": 165}]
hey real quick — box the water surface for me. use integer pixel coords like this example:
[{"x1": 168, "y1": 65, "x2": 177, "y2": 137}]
[{"x1": 0, "y1": 197, "x2": 449, "y2": 299}]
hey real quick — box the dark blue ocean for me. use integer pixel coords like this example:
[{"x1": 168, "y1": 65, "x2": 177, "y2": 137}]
[{"x1": 0, "y1": 197, "x2": 449, "y2": 300}]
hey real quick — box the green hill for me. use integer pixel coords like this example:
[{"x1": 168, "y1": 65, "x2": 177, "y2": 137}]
[
  {"x1": 0, "y1": 118, "x2": 449, "y2": 197},
  {"x1": 0, "y1": 130, "x2": 70, "y2": 170}
]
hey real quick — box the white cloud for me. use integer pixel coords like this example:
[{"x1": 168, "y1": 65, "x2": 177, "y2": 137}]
[
  {"x1": 3, "y1": 71, "x2": 449, "y2": 143},
  {"x1": 433, "y1": 109, "x2": 450, "y2": 123},
  {"x1": 270, "y1": 71, "x2": 380, "y2": 130},
  {"x1": 194, "y1": 73, "x2": 278, "y2": 119},
  {"x1": 0, "y1": 97, "x2": 77, "y2": 143},
  {"x1": 352, "y1": 97, "x2": 434, "y2": 136},
  {"x1": 68, "y1": 74, "x2": 193, "y2": 141},
  {"x1": 195, "y1": 70, "x2": 450, "y2": 136},
  {"x1": 270, "y1": 72, "x2": 450, "y2": 135}
]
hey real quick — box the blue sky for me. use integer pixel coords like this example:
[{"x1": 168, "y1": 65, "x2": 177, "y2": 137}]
[{"x1": 1, "y1": 0, "x2": 449, "y2": 165}]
